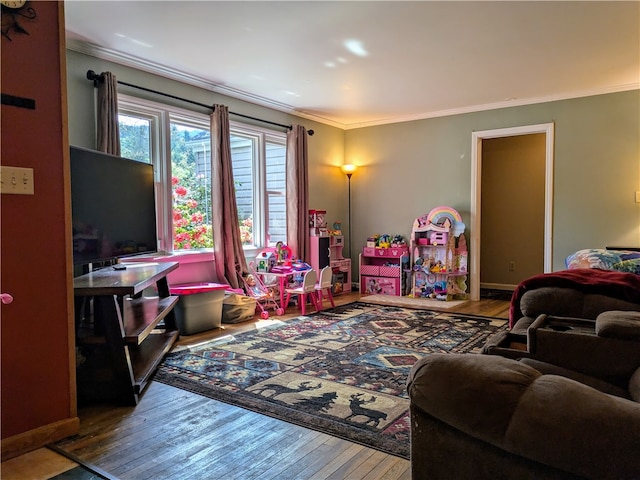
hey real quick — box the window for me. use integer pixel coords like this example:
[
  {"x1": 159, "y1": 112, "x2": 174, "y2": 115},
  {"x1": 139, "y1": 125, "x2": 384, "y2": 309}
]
[
  {"x1": 170, "y1": 119, "x2": 213, "y2": 250},
  {"x1": 118, "y1": 95, "x2": 287, "y2": 255},
  {"x1": 230, "y1": 131, "x2": 288, "y2": 247}
]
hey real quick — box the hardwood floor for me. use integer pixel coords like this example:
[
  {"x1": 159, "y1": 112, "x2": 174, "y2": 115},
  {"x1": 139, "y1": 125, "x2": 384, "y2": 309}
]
[
  {"x1": 4, "y1": 292, "x2": 509, "y2": 480},
  {"x1": 1, "y1": 448, "x2": 79, "y2": 480}
]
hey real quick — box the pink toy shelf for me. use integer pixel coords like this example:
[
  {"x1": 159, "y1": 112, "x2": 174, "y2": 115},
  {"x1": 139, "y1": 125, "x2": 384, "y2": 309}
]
[{"x1": 359, "y1": 244, "x2": 410, "y2": 297}]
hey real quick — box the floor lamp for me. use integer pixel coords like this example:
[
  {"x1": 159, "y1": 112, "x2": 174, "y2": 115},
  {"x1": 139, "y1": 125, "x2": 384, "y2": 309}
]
[{"x1": 340, "y1": 164, "x2": 358, "y2": 259}]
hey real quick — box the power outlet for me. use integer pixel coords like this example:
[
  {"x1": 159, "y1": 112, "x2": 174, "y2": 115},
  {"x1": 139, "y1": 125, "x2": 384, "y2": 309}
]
[
  {"x1": 636, "y1": 191, "x2": 640, "y2": 203},
  {"x1": 0, "y1": 166, "x2": 34, "y2": 195}
]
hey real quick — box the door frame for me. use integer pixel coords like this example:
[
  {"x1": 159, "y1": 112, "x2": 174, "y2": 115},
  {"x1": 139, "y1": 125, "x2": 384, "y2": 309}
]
[{"x1": 469, "y1": 123, "x2": 555, "y2": 301}]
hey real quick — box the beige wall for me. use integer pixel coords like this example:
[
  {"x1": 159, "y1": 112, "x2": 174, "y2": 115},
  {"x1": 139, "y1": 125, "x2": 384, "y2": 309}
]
[
  {"x1": 480, "y1": 134, "x2": 546, "y2": 287},
  {"x1": 66, "y1": 49, "x2": 640, "y2": 278},
  {"x1": 346, "y1": 91, "x2": 640, "y2": 274}
]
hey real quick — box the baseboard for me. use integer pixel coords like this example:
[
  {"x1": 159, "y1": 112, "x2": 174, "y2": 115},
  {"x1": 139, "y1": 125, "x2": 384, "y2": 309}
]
[
  {"x1": 480, "y1": 282, "x2": 517, "y2": 291},
  {"x1": 1, "y1": 417, "x2": 80, "y2": 461}
]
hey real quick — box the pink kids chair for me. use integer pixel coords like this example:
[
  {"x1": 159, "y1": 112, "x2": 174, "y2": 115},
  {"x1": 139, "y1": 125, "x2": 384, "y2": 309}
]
[
  {"x1": 284, "y1": 269, "x2": 319, "y2": 315},
  {"x1": 315, "y1": 266, "x2": 335, "y2": 309}
]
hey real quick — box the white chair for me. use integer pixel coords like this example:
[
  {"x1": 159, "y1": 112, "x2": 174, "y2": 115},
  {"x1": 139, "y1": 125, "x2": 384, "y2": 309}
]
[
  {"x1": 315, "y1": 266, "x2": 335, "y2": 310},
  {"x1": 283, "y1": 269, "x2": 318, "y2": 315}
]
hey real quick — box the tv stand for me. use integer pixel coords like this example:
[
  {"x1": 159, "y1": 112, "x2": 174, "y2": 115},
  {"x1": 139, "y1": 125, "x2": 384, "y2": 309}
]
[{"x1": 74, "y1": 262, "x2": 180, "y2": 405}]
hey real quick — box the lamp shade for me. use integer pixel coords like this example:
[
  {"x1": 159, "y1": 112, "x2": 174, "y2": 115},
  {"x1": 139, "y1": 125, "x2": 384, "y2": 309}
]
[{"x1": 341, "y1": 164, "x2": 357, "y2": 175}]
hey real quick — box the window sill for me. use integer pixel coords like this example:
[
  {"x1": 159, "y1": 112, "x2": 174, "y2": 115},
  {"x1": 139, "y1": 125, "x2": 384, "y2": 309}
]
[{"x1": 134, "y1": 250, "x2": 214, "y2": 265}]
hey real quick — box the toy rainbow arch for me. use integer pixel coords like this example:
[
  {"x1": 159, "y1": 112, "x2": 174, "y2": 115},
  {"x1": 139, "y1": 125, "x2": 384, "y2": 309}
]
[
  {"x1": 427, "y1": 206, "x2": 465, "y2": 237},
  {"x1": 426, "y1": 206, "x2": 462, "y2": 225}
]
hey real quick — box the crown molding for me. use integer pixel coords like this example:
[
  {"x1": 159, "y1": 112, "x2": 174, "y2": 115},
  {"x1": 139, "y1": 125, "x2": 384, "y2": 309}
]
[
  {"x1": 67, "y1": 39, "x2": 638, "y2": 132},
  {"x1": 341, "y1": 83, "x2": 640, "y2": 130},
  {"x1": 66, "y1": 39, "x2": 347, "y2": 130}
]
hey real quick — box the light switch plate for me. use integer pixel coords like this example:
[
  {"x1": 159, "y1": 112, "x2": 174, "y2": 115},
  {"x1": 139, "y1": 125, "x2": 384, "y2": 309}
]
[
  {"x1": 636, "y1": 191, "x2": 640, "y2": 203},
  {"x1": 0, "y1": 166, "x2": 34, "y2": 195}
]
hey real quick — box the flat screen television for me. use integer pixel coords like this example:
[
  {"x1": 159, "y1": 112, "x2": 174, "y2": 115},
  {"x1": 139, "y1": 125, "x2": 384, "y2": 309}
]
[{"x1": 70, "y1": 146, "x2": 158, "y2": 269}]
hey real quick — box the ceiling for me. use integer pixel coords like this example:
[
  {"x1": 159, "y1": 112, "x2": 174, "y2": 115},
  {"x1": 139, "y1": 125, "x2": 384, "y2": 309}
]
[{"x1": 64, "y1": 1, "x2": 640, "y2": 130}]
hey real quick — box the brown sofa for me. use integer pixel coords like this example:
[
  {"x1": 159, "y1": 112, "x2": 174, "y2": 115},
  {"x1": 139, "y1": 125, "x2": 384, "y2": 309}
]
[
  {"x1": 508, "y1": 268, "x2": 640, "y2": 329},
  {"x1": 511, "y1": 285, "x2": 640, "y2": 332},
  {"x1": 407, "y1": 353, "x2": 640, "y2": 479},
  {"x1": 484, "y1": 271, "x2": 640, "y2": 361}
]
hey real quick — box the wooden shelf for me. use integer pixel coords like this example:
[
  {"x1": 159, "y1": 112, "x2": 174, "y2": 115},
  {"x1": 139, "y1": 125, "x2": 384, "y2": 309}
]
[
  {"x1": 75, "y1": 295, "x2": 180, "y2": 346},
  {"x1": 130, "y1": 331, "x2": 179, "y2": 394},
  {"x1": 359, "y1": 249, "x2": 409, "y2": 296},
  {"x1": 74, "y1": 261, "x2": 180, "y2": 405},
  {"x1": 74, "y1": 262, "x2": 179, "y2": 297},
  {"x1": 123, "y1": 295, "x2": 179, "y2": 345}
]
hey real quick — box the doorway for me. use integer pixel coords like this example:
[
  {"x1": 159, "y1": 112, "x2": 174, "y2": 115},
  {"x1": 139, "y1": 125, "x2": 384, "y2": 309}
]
[{"x1": 469, "y1": 123, "x2": 554, "y2": 301}]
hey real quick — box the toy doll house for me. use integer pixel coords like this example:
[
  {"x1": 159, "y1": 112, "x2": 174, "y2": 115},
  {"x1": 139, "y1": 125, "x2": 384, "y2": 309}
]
[{"x1": 409, "y1": 206, "x2": 468, "y2": 301}]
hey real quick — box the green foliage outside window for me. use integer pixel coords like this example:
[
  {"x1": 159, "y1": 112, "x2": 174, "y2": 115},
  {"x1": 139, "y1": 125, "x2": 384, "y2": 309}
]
[
  {"x1": 170, "y1": 125, "x2": 213, "y2": 249},
  {"x1": 119, "y1": 113, "x2": 272, "y2": 252},
  {"x1": 119, "y1": 116, "x2": 151, "y2": 163},
  {"x1": 172, "y1": 176, "x2": 213, "y2": 249}
]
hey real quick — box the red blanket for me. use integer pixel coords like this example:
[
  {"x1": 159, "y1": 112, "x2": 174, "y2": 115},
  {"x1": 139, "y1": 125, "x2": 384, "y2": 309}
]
[{"x1": 509, "y1": 268, "x2": 640, "y2": 327}]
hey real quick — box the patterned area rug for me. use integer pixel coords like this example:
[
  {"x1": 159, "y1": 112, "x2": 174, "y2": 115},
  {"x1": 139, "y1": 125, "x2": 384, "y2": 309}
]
[{"x1": 154, "y1": 301, "x2": 507, "y2": 459}]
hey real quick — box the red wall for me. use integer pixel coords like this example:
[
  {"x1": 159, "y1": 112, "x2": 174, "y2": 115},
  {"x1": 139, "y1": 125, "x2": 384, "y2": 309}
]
[{"x1": 1, "y1": 1, "x2": 75, "y2": 439}]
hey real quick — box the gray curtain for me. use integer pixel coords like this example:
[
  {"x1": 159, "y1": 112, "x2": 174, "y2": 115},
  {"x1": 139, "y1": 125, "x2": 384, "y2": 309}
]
[
  {"x1": 286, "y1": 125, "x2": 310, "y2": 263},
  {"x1": 211, "y1": 104, "x2": 247, "y2": 289},
  {"x1": 96, "y1": 71, "x2": 121, "y2": 155}
]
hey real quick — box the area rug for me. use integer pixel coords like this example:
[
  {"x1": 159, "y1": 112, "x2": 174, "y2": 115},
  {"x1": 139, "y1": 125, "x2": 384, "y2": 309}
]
[{"x1": 154, "y1": 301, "x2": 507, "y2": 459}]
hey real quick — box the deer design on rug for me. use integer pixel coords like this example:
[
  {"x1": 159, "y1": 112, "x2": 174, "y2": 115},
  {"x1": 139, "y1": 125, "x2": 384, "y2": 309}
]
[
  {"x1": 293, "y1": 347, "x2": 320, "y2": 361},
  {"x1": 345, "y1": 393, "x2": 388, "y2": 427},
  {"x1": 251, "y1": 380, "x2": 322, "y2": 399},
  {"x1": 295, "y1": 391, "x2": 338, "y2": 413}
]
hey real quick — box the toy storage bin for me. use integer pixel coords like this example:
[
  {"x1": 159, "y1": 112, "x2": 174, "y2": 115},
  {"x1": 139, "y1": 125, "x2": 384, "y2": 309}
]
[
  {"x1": 379, "y1": 265, "x2": 401, "y2": 277},
  {"x1": 377, "y1": 247, "x2": 408, "y2": 257},
  {"x1": 222, "y1": 292, "x2": 257, "y2": 324},
  {"x1": 169, "y1": 283, "x2": 227, "y2": 335},
  {"x1": 363, "y1": 246, "x2": 409, "y2": 257},
  {"x1": 360, "y1": 265, "x2": 380, "y2": 276},
  {"x1": 362, "y1": 276, "x2": 400, "y2": 296}
]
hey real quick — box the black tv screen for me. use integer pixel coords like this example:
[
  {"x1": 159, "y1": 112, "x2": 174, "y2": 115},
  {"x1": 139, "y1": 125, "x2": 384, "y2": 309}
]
[{"x1": 70, "y1": 146, "x2": 158, "y2": 267}]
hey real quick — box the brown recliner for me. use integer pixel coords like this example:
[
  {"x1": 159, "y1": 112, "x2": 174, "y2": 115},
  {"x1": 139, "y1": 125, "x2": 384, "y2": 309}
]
[
  {"x1": 523, "y1": 310, "x2": 640, "y2": 385},
  {"x1": 513, "y1": 286, "x2": 640, "y2": 333},
  {"x1": 407, "y1": 352, "x2": 640, "y2": 480}
]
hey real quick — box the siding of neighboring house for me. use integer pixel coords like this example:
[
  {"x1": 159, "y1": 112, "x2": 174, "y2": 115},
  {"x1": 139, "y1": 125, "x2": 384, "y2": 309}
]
[
  {"x1": 192, "y1": 137, "x2": 287, "y2": 244},
  {"x1": 266, "y1": 142, "x2": 286, "y2": 243}
]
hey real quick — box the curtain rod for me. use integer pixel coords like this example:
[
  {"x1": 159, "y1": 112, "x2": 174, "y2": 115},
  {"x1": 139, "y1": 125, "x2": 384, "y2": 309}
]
[{"x1": 86, "y1": 70, "x2": 314, "y2": 135}]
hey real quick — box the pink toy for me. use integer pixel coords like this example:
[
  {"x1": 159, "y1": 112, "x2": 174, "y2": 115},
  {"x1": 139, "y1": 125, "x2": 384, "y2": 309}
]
[
  {"x1": 430, "y1": 232, "x2": 448, "y2": 245},
  {"x1": 309, "y1": 209, "x2": 327, "y2": 236},
  {"x1": 256, "y1": 250, "x2": 277, "y2": 272},
  {"x1": 243, "y1": 262, "x2": 285, "y2": 319}
]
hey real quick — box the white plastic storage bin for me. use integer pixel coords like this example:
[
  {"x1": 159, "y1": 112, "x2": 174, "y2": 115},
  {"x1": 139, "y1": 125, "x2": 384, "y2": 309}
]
[{"x1": 169, "y1": 283, "x2": 228, "y2": 335}]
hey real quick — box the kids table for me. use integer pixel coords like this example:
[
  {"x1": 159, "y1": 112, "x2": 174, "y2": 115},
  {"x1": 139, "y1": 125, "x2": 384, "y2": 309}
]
[{"x1": 254, "y1": 267, "x2": 311, "y2": 310}]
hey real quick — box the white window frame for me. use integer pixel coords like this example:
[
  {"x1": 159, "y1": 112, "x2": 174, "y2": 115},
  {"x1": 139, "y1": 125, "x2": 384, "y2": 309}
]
[
  {"x1": 230, "y1": 124, "x2": 288, "y2": 253},
  {"x1": 117, "y1": 94, "x2": 287, "y2": 257}
]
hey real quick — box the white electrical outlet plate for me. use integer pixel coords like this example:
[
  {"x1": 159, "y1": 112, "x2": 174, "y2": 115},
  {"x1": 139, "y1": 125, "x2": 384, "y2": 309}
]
[
  {"x1": 636, "y1": 191, "x2": 640, "y2": 203},
  {"x1": 0, "y1": 166, "x2": 34, "y2": 195}
]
